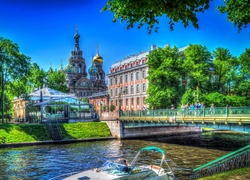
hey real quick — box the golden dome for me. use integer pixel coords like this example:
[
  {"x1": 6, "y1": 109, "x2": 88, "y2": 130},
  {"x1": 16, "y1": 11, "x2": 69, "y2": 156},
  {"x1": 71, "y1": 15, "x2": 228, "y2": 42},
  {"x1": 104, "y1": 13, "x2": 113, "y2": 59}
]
[{"x1": 93, "y1": 53, "x2": 103, "y2": 63}]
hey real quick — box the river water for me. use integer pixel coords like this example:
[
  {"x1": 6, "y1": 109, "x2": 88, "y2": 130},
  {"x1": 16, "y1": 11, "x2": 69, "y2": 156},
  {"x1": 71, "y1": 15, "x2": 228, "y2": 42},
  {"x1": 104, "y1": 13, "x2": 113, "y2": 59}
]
[{"x1": 0, "y1": 131, "x2": 250, "y2": 180}]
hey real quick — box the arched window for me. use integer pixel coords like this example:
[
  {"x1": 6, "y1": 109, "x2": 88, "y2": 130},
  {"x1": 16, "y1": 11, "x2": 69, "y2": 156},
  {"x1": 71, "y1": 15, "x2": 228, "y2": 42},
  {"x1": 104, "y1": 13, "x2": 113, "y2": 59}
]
[
  {"x1": 136, "y1": 72, "x2": 139, "y2": 80},
  {"x1": 142, "y1": 70, "x2": 146, "y2": 78},
  {"x1": 131, "y1": 85, "x2": 134, "y2": 94},
  {"x1": 78, "y1": 65, "x2": 82, "y2": 73},
  {"x1": 115, "y1": 77, "x2": 118, "y2": 84},
  {"x1": 131, "y1": 73, "x2": 134, "y2": 81},
  {"x1": 120, "y1": 75, "x2": 123, "y2": 83},
  {"x1": 136, "y1": 84, "x2": 140, "y2": 93}
]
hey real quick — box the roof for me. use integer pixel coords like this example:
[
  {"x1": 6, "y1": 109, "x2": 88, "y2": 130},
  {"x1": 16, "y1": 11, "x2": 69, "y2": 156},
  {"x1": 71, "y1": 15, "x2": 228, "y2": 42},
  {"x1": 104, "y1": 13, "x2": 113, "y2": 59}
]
[
  {"x1": 110, "y1": 45, "x2": 189, "y2": 69},
  {"x1": 111, "y1": 51, "x2": 149, "y2": 69},
  {"x1": 29, "y1": 87, "x2": 75, "y2": 101},
  {"x1": 32, "y1": 97, "x2": 91, "y2": 106}
]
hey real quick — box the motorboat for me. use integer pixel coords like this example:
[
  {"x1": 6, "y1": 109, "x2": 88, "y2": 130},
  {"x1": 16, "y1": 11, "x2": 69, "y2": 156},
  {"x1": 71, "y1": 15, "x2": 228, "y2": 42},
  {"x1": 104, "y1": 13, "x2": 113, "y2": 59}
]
[{"x1": 54, "y1": 146, "x2": 176, "y2": 180}]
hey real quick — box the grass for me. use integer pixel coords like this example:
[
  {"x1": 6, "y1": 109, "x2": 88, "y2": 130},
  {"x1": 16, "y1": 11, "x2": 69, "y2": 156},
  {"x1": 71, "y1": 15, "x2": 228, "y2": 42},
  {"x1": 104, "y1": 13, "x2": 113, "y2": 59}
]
[
  {"x1": 0, "y1": 122, "x2": 111, "y2": 144},
  {"x1": 198, "y1": 166, "x2": 250, "y2": 180},
  {"x1": 61, "y1": 122, "x2": 111, "y2": 139},
  {"x1": 0, "y1": 124, "x2": 51, "y2": 143}
]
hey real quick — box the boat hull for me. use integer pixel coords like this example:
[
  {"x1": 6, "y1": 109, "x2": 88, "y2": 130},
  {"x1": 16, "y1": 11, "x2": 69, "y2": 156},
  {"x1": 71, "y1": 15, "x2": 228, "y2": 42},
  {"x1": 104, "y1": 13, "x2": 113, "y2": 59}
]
[{"x1": 63, "y1": 169, "x2": 175, "y2": 180}]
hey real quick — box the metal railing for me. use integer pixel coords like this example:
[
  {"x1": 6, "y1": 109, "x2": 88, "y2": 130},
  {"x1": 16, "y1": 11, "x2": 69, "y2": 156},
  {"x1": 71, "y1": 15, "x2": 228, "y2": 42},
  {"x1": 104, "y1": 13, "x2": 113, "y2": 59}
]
[
  {"x1": 120, "y1": 107, "x2": 250, "y2": 118},
  {"x1": 46, "y1": 119, "x2": 63, "y2": 140},
  {"x1": 192, "y1": 144, "x2": 250, "y2": 179}
]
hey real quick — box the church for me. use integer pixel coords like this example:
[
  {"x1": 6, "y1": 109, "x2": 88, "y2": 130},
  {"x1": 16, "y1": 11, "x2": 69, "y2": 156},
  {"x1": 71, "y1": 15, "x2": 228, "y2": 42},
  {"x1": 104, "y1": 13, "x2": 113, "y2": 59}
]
[{"x1": 64, "y1": 27, "x2": 107, "y2": 97}]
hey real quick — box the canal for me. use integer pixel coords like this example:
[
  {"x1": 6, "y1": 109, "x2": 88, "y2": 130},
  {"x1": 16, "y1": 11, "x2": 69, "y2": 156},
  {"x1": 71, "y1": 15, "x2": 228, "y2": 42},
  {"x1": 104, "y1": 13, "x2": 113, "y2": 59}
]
[{"x1": 0, "y1": 131, "x2": 250, "y2": 180}]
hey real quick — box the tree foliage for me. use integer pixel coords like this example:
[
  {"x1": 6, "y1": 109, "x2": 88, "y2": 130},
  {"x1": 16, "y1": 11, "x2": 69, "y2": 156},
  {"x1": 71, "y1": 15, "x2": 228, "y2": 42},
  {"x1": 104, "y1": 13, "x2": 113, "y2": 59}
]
[
  {"x1": 28, "y1": 63, "x2": 46, "y2": 89},
  {"x1": 0, "y1": 37, "x2": 31, "y2": 123},
  {"x1": 237, "y1": 48, "x2": 250, "y2": 98},
  {"x1": 102, "y1": 0, "x2": 249, "y2": 33},
  {"x1": 147, "y1": 44, "x2": 250, "y2": 108},
  {"x1": 183, "y1": 44, "x2": 211, "y2": 92},
  {"x1": 47, "y1": 68, "x2": 68, "y2": 93},
  {"x1": 218, "y1": 0, "x2": 250, "y2": 31},
  {"x1": 146, "y1": 46, "x2": 183, "y2": 108},
  {"x1": 212, "y1": 48, "x2": 236, "y2": 94}
]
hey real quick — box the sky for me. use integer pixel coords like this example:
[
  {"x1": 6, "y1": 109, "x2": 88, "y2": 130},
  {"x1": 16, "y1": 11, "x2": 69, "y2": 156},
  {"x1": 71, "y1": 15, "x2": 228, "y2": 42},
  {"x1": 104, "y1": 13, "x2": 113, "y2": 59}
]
[{"x1": 1, "y1": 0, "x2": 249, "y2": 76}]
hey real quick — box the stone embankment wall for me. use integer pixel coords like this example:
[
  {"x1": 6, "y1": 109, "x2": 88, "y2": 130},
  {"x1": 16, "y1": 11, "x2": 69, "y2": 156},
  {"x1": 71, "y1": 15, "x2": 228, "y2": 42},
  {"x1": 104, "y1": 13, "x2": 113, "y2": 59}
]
[
  {"x1": 121, "y1": 126, "x2": 202, "y2": 139},
  {"x1": 102, "y1": 118, "x2": 202, "y2": 139}
]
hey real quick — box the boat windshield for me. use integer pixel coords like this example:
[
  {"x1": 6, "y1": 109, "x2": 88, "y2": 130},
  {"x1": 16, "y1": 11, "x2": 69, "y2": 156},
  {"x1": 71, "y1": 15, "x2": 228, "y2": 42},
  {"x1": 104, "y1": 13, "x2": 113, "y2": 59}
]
[{"x1": 97, "y1": 161, "x2": 131, "y2": 176}]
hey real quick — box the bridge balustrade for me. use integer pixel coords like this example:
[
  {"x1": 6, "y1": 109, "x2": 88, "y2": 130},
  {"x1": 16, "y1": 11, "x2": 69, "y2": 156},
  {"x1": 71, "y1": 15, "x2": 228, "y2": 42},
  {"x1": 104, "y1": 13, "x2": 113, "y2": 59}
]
[
  {"x1": 120, "y1": 107, "x2": 250, "y2": 118},
  {"x1": 192, "y1": 144, "x2": 250, "y2": 179}
]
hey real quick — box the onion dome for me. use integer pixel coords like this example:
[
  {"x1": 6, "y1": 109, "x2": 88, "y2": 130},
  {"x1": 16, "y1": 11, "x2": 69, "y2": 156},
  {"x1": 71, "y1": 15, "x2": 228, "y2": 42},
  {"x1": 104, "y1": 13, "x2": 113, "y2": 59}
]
[
  {"x1": 88, "y1": 65, "x2": 97, "y2": 75},
  {"x1": 65, "y1": 64, "x2": 75, "y2": 73},
  {"x1": 93, "y1": 53, "x2": 103, "y2": 63}
]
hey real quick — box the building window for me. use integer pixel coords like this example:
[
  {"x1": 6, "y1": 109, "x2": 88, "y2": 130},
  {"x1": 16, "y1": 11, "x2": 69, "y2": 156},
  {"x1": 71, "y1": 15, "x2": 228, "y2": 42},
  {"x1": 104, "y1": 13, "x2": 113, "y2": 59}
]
[
  {"x1": 136, "y1": 84, "x2": 139, "y2": 93},
  {"x1": 120, "y1": 87, "x2": 123, "y2": 95},
  {"x1": 143, "y1": 83, "x2": 146, "y2": 92},
  {"x1": 78, "y1": 65, "x2": 81, "y2": 73},
  {"x1": 142, "y1": 70, "x2": 146, "y2": 78},
  {"x1": 131, "y1": 85, "x2": 134, "y2": 94},
  {"x1": 137, "y1": 98, "x2": 139, "y2": 105},
  {"x1": 125, "y1": 74, "x2": 128, "y2": 82},
  {"x1": 125, "y1": 86, "x2": 128, "y2": 94},
  {"x1": 131, "y1": 73, "x2": 134, "y2": 81},
  {"x1": 110, "y1": 78, "x2": 113, "y2": 85},
  {"x1": 115, "y1": 77, "x2": 117, "y2": 85},
  {"x1": 115, "y1": 88, "x2": 118, "y2": 96},
  {"x1": 136, "y1": 72, "x2": 139, "y2": 80},
  {"x1": 111, "y1": 89, "x2": 113, "y2": 96},
  {"x1": 120, "y1": 75, "x2": 123, "y2": 83},
  {"x1": 126, "y1": 99, "x2": 128, "y2": 105}
]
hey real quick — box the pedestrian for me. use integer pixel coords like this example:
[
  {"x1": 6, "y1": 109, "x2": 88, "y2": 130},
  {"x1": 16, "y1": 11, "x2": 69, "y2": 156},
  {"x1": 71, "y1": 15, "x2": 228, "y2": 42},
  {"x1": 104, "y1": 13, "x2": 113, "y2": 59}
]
[
  {"x1": 210, "y1": 103, "x2": 215, "y2": 115},
  {"x1": 181, "y1": 104, "x2": 185, "y2": 116}
]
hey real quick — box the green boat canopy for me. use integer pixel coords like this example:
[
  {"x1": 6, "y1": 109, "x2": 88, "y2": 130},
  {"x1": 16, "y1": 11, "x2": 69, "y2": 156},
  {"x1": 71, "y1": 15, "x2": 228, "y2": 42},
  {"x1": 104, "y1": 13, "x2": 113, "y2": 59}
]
[{"x1": 140, "y1": 146, "x2": 166, "y2": 155}]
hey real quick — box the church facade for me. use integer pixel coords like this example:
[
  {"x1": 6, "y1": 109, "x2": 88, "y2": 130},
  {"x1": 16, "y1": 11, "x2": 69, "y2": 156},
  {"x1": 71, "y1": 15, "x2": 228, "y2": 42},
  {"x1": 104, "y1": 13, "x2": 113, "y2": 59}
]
[{"x1": 64, "y1": 28, "x2": 107, "y2": 98}]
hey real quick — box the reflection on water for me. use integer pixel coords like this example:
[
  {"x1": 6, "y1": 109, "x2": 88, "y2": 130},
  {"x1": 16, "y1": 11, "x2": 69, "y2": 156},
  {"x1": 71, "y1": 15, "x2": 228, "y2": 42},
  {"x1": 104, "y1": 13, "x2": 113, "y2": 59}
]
[{"x1": 0, "y1": 131, "x2": 249, "y2": 180}]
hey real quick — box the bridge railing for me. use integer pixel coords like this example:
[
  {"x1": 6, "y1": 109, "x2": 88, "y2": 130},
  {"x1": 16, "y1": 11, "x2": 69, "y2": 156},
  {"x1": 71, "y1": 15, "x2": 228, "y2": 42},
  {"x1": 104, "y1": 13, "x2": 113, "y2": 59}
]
[
  {"x1": 119, "y1": 107, "x2": 250, "y2": 118},
  {"x1": 192, "y1": 144, "x2": 250, "y2": 179}
]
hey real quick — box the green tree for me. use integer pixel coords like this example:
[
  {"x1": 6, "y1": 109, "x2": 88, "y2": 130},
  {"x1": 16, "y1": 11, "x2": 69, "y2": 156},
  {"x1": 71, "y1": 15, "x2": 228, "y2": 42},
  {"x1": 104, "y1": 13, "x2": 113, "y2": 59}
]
[
  {"x1": 0, "y1": 37, "x2": 31, "y2": 123},
  {"x1": 28, "y1": 63, "x2": 46, "y2": 90},
  {"x1": 79, "y1": 97, "x2": 89, "y2": 103},
  {"x1": 237, "y1": 48, "x2": 250, "y2": 98},
  {"x1": 47, "y1": 68, "x2": 68, "y2": 93},
  {"x1": 110, "y1": 104, "x2": 116, "y2": 112},
  {"x1": 183, "y1": 44, "x2": 211, "y2": 92},
  {"x1": 102, "y1": 0, "x2": 249, "y2": 33},
  {"x1": 146, "y1": 46, "x2": 183, "y2": 108},
  {"x1": 212, "y1": 48, "x2": 236, "y2": 94},
  {"x1": 218, "y1": 0, "x2": 250, "y2": 31}
]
